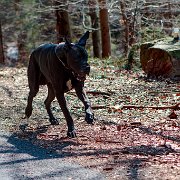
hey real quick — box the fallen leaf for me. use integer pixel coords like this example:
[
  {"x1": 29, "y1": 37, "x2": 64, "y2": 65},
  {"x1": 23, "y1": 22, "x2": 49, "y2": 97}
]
[
  {"x1": 103, "y1": 167, "x2": 114, "y2": 171},
  {"x1": 168, "y1": 111, "x2": 178, "y2": 119},
  {"x1": 130, "y1": 122, "x2": 142, "y2": 127}
]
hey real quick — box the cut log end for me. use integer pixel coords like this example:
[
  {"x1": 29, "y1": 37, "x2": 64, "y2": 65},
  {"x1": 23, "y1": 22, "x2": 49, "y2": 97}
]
[
  {"x1": 145, "y1": 48, "x2": 173, "y2": 77},
  {"x1": 140, "y1": 39, "x2": 180, "y2": 79}
]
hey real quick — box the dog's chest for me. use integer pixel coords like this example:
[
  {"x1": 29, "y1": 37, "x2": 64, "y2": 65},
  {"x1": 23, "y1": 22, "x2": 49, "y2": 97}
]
[
  {"x1": 63, "y1": 72, "x2": 77, "y2": 92},
  {"x1": 66, "y1": 79, "x2": 73, "y2": 91}
]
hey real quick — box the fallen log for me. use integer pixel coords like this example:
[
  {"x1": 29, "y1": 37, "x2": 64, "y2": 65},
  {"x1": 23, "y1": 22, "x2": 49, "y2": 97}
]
[{"x1": 140, "y1": 38, "x2": 180, "y2": 80}]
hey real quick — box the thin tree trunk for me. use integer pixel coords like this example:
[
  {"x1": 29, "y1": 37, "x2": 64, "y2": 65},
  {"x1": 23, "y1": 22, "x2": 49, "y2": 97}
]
[
  {"x1": 0, "y1": 21, "x2": 5, "y2": 64},
  {"x1": 98, "y1": 0, "x2": 111, "y2": 58},
  {"x1": 129, "y1": 0, "x2": 138, "y2": 46},
  {"x1": 89, "y1": 0, "x2": 101, "y2": 58},
  {"x1": 15, "y1": 0, "x2": 27, "y2": 65},
  {"x1": 55, "y1": 0, "x2": 72, "y2": 43},
  {"x1": 120, "y1": 0, "x2": 129, "y2": 56},
  {"x1": 14, "y1": 0, "x2": 20, "y2": 15},
  {"x1": 17, "y1": 32, "x2": 27, "y2": 64}
]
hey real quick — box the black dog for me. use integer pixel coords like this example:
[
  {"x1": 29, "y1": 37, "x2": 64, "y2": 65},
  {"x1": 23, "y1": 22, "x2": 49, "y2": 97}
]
[{"x1": 25, "y1": 31, "x2": 94, "y2": 138}]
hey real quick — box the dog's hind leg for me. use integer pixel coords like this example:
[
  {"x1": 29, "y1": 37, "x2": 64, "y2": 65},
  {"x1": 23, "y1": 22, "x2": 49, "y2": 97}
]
[
  {"x1": 44, "y1": 83, "x2": 59, "y2": 125},
  {"x1": 25, "y1": 89, "x2": 39, "y2": 118},
  {"x1": 25, "y1": 55, "x2": 40, "y2": 119}
]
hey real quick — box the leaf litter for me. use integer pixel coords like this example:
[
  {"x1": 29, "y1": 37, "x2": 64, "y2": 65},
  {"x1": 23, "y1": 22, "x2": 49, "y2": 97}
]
[{"x1": 0, "y1": 65, "x2": 179, "y2": 179}]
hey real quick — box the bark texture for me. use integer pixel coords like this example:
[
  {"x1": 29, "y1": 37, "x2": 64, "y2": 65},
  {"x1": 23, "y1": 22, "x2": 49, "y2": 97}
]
[
  {"x1": 98, "y1": 0, "x2": 111, "y2": 58},
  {"x1": 55, "y1": 0, "x2": 72, "y2": 43},
  {"x1": 140, "y1": 38, "x2": 180, "y2": 79},
  {"x1": 89, "y1": 0, "x2": 101, "y2": 58},
  {"x1": 0, "y1": 21, "x2": 5, "y2": 64}
]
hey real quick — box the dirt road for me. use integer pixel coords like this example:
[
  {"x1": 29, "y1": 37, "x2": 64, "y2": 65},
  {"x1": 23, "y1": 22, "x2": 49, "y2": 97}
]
[{"x1": 0, "y1": 131, "x2": 105, "y2": 180}]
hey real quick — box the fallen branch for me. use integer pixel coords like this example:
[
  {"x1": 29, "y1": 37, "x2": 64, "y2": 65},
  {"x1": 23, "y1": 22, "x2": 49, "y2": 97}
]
[
  {"x1": 122, "y1": 103, "x2": 180, "y2": 110},
  {"x1": 74, "y1": 105, "x2": 107, "y2": 110},
  {"x1": 67, "y1": 90, "x2": 111, "y2": 97},
  {"x1": 148, "y1": 91, "x2": 180, "y2": 95},
  {"x1": 86, "y1": 90, "x2": 111, "y2": 96},
  {"x1": 74, "y1": 103, "x2": 180, "y2": 110}
]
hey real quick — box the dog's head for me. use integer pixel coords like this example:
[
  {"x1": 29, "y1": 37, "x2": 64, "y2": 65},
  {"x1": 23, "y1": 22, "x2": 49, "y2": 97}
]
[{"x1": 59, "y1": 31, "x2": 90, "y2": 81}]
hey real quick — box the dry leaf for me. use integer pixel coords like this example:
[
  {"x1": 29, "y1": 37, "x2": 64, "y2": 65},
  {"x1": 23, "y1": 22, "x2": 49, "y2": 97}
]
[{"x1": 168, "y1": 111, "x2": 178, "y2": 119}]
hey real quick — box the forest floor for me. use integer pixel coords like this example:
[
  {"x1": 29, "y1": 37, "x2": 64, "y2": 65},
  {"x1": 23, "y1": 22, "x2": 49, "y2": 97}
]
[{"x1": 0, "y1": 64, "x2": 180, "y2": 179}]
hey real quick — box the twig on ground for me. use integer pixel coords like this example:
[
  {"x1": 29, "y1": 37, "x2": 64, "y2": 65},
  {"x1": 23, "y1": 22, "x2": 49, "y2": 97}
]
[
  {"x1": 86, "y1": 91, "x2": 112, "y2": 96},
  {"x1": 74, "y1": 103, "x2": 180, "y2": 111},
  {"x1": 122, "y1": 103, "x2": 180, "y2": 110}
]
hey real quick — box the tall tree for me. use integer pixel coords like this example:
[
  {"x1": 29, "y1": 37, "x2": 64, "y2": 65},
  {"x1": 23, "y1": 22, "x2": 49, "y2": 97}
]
[
  {"x1": 120, "y1": 0, "x2": 139, "y2": 56},
  {"x1": 120, "y1": 0, "x2": 129, "y2": 56},
  {"x1": 14, "y1": 0, "x2": 20, "y2": 14},
  {"x1": 15, "y1": 0, "x2": 27, "y2": 64},
  {"x1": 0, "y1": 20, "x2": 4, "y2": 64},
  {"x1": 55, "y1": 0, "x2": 72, "y2": 43},
  {"x1": 89, "y1": 0, "x2": 101, "y2": 58},
  {"x1": 98, "y1": 0, "x2": 111, "y2": 58}
]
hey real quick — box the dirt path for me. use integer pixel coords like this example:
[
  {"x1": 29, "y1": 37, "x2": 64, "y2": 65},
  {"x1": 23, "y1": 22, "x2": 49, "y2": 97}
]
[
  {"x1": 0, "y1": 131, "x2": 105, "y2": 180},
  {"x1": 0, "y1": 66, "x2": 179, "y2": 179}
]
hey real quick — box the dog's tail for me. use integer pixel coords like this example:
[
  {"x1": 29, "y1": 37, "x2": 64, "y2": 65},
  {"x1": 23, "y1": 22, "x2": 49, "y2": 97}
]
[{"x1": 28, "y1": 52, "x2": 46, "y2": 89}]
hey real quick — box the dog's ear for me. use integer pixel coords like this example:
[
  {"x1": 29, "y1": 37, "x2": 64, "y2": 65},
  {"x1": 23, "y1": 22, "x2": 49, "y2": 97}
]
[
  {"x1": 65, "y1": 37, "x2": 71, "y2": 46},
  {"x1": 78, "y1": 31, "x2": 89, "y2": 47},
  {"x1": 64, "y1": 37, "x2": 72, "y2": 50}
]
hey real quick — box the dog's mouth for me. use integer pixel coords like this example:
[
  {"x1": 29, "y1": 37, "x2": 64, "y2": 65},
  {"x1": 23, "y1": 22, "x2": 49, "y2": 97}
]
[
  {"x1": 77, "y1": 74, "x2": 86, "y2": 81},
  {"x1": 72, "y1": 66, "x2": 90, "y2": 82},
  {"x1": 72, "y1": 71, "x2": 87, "y2": 81}
]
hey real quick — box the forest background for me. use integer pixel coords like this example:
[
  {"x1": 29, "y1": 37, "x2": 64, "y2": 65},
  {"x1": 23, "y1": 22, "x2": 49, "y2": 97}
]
[{"x1": 1, "y1": 0, "x2": 180, "y2": 67}]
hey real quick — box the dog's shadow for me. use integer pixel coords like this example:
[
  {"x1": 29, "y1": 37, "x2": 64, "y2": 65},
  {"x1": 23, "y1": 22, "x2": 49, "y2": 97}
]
[
  {"x1": 1, "y1": 125, "x2": 105, "y2": 180},
  {"x1": 8, "y1": 124, "x2": 80, "y2": 160}
]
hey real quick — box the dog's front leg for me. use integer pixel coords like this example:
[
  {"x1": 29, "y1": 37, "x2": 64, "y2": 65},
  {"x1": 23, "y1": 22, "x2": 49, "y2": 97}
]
[
  {"x1": 56, "y1": 92, "x2": 76, "y2": 138},
  {"x1": 75, "y1": 83, "x2": 94, "y2": 124}
]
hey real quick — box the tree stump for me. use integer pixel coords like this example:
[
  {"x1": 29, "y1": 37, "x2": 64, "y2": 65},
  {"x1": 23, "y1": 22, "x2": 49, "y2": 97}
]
[{"x1": 140, "y1": 38, "x2": 180, "y2": 79}]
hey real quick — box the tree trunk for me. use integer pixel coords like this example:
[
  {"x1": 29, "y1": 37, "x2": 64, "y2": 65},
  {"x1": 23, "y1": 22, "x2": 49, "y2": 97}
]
[
  {"x1": 120, "y1": 1, "x2": 129, "y2": 56},
  {"x1": 14, "y1": 0, "x2": 20, "y2": 15},
  {"x1": 0, "y1": 21, "x2": 5, "y2": 64},
  {"x1": 17, "y1": 31, "x2": 27, "y2": 65},
  {"x1": 98, "y1": 0, "x2": 111, "y2": 58},
  {"x1": 14, "y1": 0, "x2": 27, "y2": 65},
  {"x1": 89, "y1": 0, "x2": 101, "y2": 58},
  {"x1": 120, "y1": 0, "x2": 138, "y2": 56},
  {"x1": 55, "y1": 0, "x2": 72, "y2": 43}
]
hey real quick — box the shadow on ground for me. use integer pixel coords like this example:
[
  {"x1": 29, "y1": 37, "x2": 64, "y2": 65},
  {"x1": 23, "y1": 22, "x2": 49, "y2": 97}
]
[
  {"x1": 0, "y1": 130, "x2": 105, "y2": 180},
  {"x1": 2, "y1": 122, "x2": 179, "y2": 180}
]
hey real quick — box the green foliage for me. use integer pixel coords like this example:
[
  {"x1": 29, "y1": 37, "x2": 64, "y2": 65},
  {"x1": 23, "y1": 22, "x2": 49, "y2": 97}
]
[
  {"x1": 90, "y1": 56, "x2": 126, "y2": 70},
  {"x1": 1, "y1": 0, "x2": 56, "y2": 53},
  {"x1": 141, "y1": 27, "x2": 166, "y2": 43},
  {"x1": 1, "y1": 0, "x2": 180, "y2": 70}
]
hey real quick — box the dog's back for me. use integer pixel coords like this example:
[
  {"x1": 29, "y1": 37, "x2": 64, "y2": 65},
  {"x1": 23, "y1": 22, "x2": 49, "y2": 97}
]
[{"x1": 28, "y1": 43, "x2": 64, "y2": 85}]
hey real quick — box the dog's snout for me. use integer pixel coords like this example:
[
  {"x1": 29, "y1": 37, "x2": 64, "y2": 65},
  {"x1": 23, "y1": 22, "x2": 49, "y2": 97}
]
[
  {"x1": 81, "y1": 64, "x2": 90, "y2": 74},
  {"x1": 85, "y1": 65, "x2": 90, "y2": 73}
]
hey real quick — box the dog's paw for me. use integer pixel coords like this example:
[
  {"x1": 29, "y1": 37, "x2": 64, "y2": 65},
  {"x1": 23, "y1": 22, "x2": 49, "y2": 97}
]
[
  {"x1": 49, "y1": 118, "x2": 59, "y2": 125},
  {"x1": 85, "y1": 113, "x2": 94, "y2": 124},
  {"x1": 19, "y1": 123, "x2": 28, "y2": 132},
  {"x1": 67, "y1": 130, "x2": 77, "y2": 138}
]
